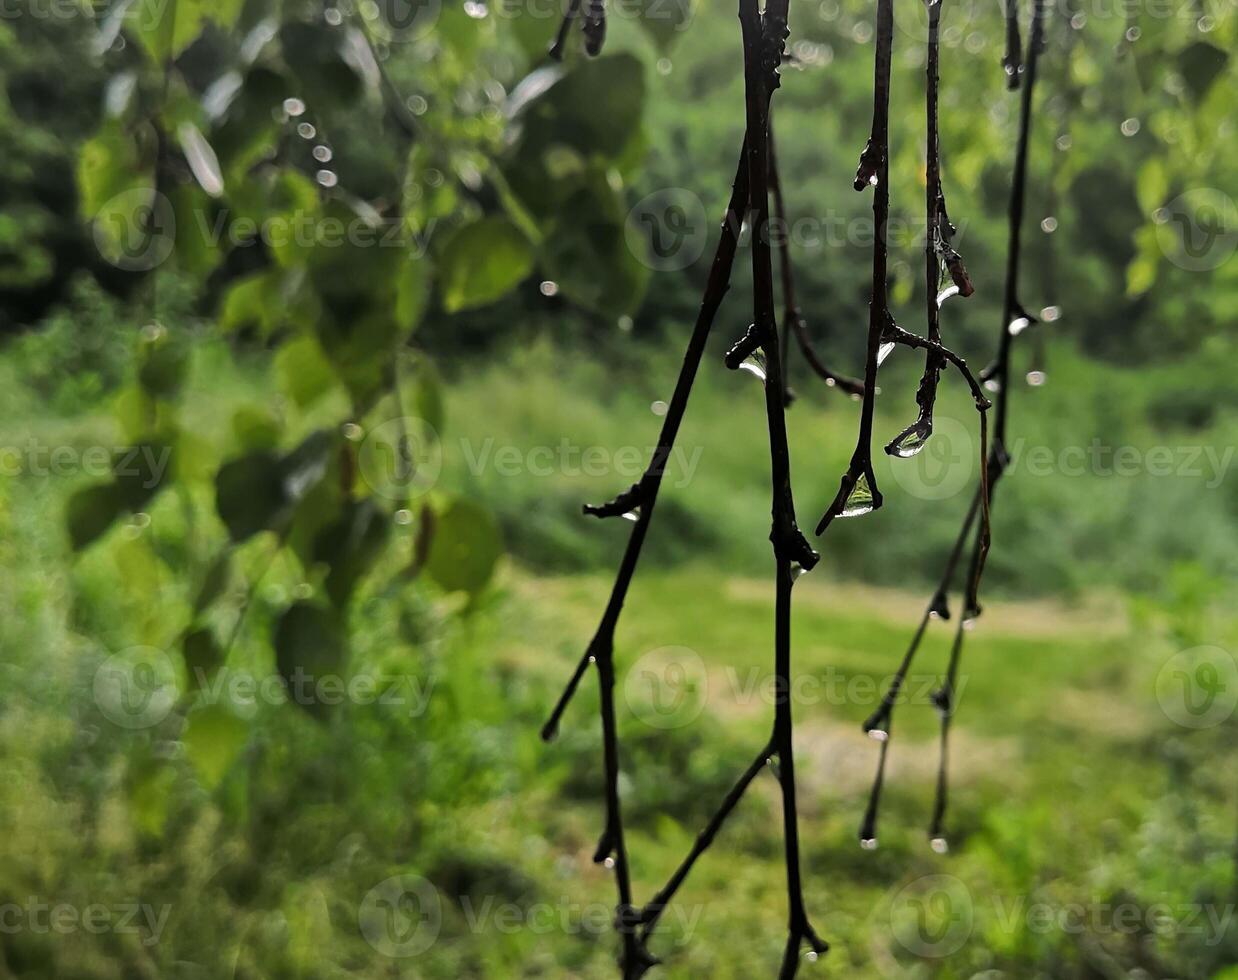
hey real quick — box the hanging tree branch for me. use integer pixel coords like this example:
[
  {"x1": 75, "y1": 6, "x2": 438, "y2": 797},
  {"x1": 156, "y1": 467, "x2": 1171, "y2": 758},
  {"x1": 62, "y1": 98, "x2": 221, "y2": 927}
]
[
  {"x1": 768, "y1": 118, "x2": 866, "y2": 404},
  {"x1": 541, "y1": 0, "x2": 1032, "y2": 971},
  {"x1": 859, "y1": 0, "x2": 1050, "y2": 851},
  {"x1": 814, "y1": 0, "x2": 895, "y2": 534}
]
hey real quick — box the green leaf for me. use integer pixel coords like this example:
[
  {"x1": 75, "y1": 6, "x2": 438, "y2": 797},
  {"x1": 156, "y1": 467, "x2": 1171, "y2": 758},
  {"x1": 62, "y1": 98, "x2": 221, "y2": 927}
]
[
  {"x1": 273, "y1": 602, "x2": 348, "y2": 718},
  {"x1": 275, "y1": 335, "x2": 339, "y2": 411},
  {"x1": 313, "y1": 499, "x2": 391, "y2": 607},
  {"x1": 183, "y1": 704, "x2": 248, "y2": 789},
  {"x1": 426, "y1": 497, "x2": 503, "y2": 596},
  {"x1": 232, "y1": 406, "x2": 283, "y2": 451},
  {"x1": 182, "y1": 627, "x2": 224, "y2": 691},
  {"x1": 127, "y1": 0, "x2": 246, "y2": 65},
  {"x1": 636, "y1": 0, "x2": 694, "y2": 52},
  {"x1": 214, "y1": 430, "x2": 333, "y2": 542},
  {"x1": 279, "y1": 21, "x2": 363, "y2": 111},
  {"x1": 1177, "y1": 42, "x2": 1228, "y2": 103},
  {"x1": 439, "y1": 216, "x2": 534, "y2": 313},
  {"x1": 66, "y1": 483, "x2": 127, "y2": 551},
  {"x1": 541, "y1": 176, "x2": 649, "y2": 315},
  {"x1": 193, "y1": 551, "x2": 233, "y2": 614},
  {"x1": 395, "y1": 253, "x2": 430, "y2": 333}
]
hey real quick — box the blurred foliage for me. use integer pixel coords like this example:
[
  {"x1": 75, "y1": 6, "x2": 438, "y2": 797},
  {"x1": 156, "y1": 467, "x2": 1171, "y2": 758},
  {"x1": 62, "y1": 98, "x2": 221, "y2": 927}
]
[{"x1": 0, "y1": 0, "x2": 1235, "y2": 977}]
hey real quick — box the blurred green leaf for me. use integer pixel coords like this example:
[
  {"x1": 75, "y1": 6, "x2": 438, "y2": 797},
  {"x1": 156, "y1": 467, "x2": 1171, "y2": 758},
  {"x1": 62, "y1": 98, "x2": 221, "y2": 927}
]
[
  {"x1": 1177, "y1": 42, "x2": 1227, "y2": 103},
  {"x1": 439, "y1": 216, "x2": 534, "y2": 313},
  {"x1": 182, "y1": 627, "x2": 225, "y2": 691},
  {"x1": 279, "y1": 21, "x2": 363, "y2": 111},
  {"x1": 66, "y1": 483, "x2": 127, "y2": 551},
  {"x1": 313, "y1": 498, "x2": 391, "y2": 606},
  {"x1": 183, "y1": 704, "x2": 248, "y2": 788},
  {"x1": 127, "y1": 0, "x2": 246, "y2": 65},
  {"x1": 426, "y1": 496, "x2": 503, "y2": 596},
  {"x1": 636, "y1": 0, "x2": 694, "y2": 52},
  {"x1": 214, "y1": 431, "x2": 332, "y2": 542},
  {"x1": 273, "y1": 601, "x2": 347, "y2": 717},
  {"x1": 193, "y1": 551, "x2": 233, "y2": 614},
  {"x1": 275, "y1": 335, "x2": 339, "y2": 410},
  {"x1": 232, "y1": 405, "x2": 283, "y2": 451}
]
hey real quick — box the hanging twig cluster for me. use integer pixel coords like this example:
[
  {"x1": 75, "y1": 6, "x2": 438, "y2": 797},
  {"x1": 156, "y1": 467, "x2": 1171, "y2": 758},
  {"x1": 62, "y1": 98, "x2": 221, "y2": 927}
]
[{"x1": 542, "y1": 0, "x2": 1051, "y2": 974}]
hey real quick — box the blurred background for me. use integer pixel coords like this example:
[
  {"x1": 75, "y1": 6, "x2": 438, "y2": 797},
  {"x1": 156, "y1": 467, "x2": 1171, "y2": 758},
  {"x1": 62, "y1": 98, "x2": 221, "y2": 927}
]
[{"x1": 0, "y1": 0, "x2": 1235, "y2": 977}]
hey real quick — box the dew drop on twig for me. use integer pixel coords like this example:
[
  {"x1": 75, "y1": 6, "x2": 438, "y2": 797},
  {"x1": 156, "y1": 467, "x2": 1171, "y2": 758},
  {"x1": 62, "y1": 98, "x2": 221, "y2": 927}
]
[
  {"x1": 840, "y1": 473, "x2": 876, "y2": 518},
  {"x1": 867, "y1": 728, "x2": 889, "y2": 742},
  {"x1": 738, "y1": 351, "x2": 768, "y2": 383},
  {"x1": 860, "y1": 837, "x2": 878, "y2": 851},
  {"x1": 1007, "y1": 315, "x2": 1032, "y2": 336},
  {"x1": 931, "y1": 836, "x2": 949, "y2": 854},
  {"x1": 877, "y1": 341, "x2": 896, "y2": 366},
  {"x1": 1026, "y1": 370, "x2": 1047, "y2": 387},
  {"x1": 935, "y1": 283, "x2": 961, "y2": 308},
  {"x1": 622, "y1": 508, "x2": 641, "y2": 523}
]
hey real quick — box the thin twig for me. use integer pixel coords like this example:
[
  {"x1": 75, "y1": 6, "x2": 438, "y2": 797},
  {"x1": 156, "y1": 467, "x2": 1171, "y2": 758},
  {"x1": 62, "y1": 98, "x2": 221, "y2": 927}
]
[{"x1": 768, "y1": 118, "x2": 866, "y2": 402}]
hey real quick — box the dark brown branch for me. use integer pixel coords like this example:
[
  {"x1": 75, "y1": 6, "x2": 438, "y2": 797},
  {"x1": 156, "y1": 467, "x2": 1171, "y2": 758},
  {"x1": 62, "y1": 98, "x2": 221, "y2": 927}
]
[
  {"x1": 638, "y1": 737, "x2": 775, "y2": 943},
  {"x1": 881, "y1": 320, "x2": 991, "y2": 411},
  {"x1": 737, "y1": 0, "x2": 828, "y2": 971},
  {"x1": 1003, "y1": 0, "x2": 1024, "y2": 88},
  {"x1": 768, "y1": 118, "x2": 866, "y2": 402},
  {"x1": 815, "y1": 0, "x2": 895, "y2": 536},
  {"x1": 548, "y1": 0, "x2": 584, "y2": 61}
]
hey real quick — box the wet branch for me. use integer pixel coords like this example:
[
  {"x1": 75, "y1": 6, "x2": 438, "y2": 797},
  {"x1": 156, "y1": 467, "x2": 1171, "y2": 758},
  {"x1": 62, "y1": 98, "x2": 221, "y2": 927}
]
[
  {"x1": 860, "y1": 0, "x2": 1049, "y2": 849},
  {"x1": 768, "y1": 119, "x2": 866, "y2": 403}
]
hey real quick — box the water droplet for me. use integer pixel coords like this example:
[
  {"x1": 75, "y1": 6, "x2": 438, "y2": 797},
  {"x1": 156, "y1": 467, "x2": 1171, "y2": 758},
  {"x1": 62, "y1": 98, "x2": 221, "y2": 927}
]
[
  {"x1": 657, "y1": 58, "x2": 673, "y2": 75},
  {"x1": 868, "y1": 728, "x2": 889, "y2": 742},
  {"x1": 1125, "y1": 25, "x2": 1141, "y2": 41},
  {"x1": 935, "y1": 283, "x2": 961, "y2": 308},
  {"x1": 407, "y1": 95, "x2": 429, "y2": 115},
  {"x1": 840, "y1": 473, "x2": 875, "y2": 518},
  {"x1": 739, "y1": 351, "x2": 768, "y2": 383},
  {"x1": 588, "y1": 654, "x2": 597, "y2": 664},
  {"x1": 824, "y1": 377, "x2": 836, "y2": 387},
  {"x1": 342, "y1": 422, "x2": 364, "y2": 441},
  {"x1": 868, "y1": 172, "x2": 879, "y2": 188},
  {"x1": 603, "y1": 856, "x2": 615, "y2": 869},
  {"x1": 877, "y1": 341, "x2": 896, "y2": 366},
  {"x1": 983, "y1": 378, "x2": 1001, "y2": 393},
  {"x1": 324, "y1": 6, "x2": 343, "y2": 26},
  {"x1": 1008, "y1": 316, "x2": 1032, "y2": 337},
  {"x1": 853, "y1": 22, "x2": 873, "y2": 42},
  {"x1": 312, "y1": 145, "x2": 333, "y2": 163},
  {"x1": 805, "y1": 950, "x2": 819, "y2": 963},
  {"x1": 1026, "y1": 370, "x2": 1047, "y2": 387},
  {"x1": 463, "y1": 0, "x2": 488, "y2": 17},
  {"x1": 1055, "y1": 134, "x2": 1073, "y2": 151},
  {"x1": 618, "y1": 316, "x2": 634, "y2": 334},
  {"x1": 791, "y1": 562, "x2": 811, "y2": 583},
  {"x1": 1070, "y1": 12, "x2": 1086, "y2": 28},
  {"x1": 294, "y1": 582, "x2": 314, "y2": 599},
  {"x1": 1041, "y1": 216, "x2": 1058, "y2": 233},
  {"x1": 962, "y1": 616, "x2": 978, "y2": 631},
  {"x1": 622, "y1": 509, "x2": 641, "y2": 523},
  {"x1": 1120, "y1": 117, "x2": 1140, "y2": 137},
  {"x1": 142, "y1": 321, "x2": 165, "y2": 342},
  {"x1": 1197, "y1": 14, "x2": 1215, "y2": 31},
  {"x1": 395, "y1": 509, "x2": 413, "y2": 526},
  {"x1": 283, "y1": 97, "x2": 306, "y2": 117},
  {"x1": 890, "y1": 421, "x2": 932, "y2": 458},
  {"x1": 860, "y1": 837, "x2": 878, "y2": 850},
  {"x1": 651, "y1": 400, "x2": 668, "y2": 417},
  {"x1": 931, "y1": 836, "x2": 949, "y2": 854},
  {"x1": 539, "y1": 280, "x2": 559, "y2": 297},
  {"x1": 297, "y1": 121, "x2": 316, "y2": 140},
  {"x1": 316, "y1": 169, "x2": 338, "y2": 188}
]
